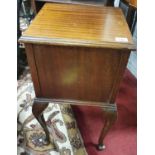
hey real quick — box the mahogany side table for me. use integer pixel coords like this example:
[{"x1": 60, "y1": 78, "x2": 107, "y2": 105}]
[{"x1": 19, "y1": 3, "x2": 136, "y2": 150}]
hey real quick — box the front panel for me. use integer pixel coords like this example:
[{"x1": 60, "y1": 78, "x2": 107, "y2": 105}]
[{"x1": 33, "y1": 44, "x2": 126, "y2": 102}]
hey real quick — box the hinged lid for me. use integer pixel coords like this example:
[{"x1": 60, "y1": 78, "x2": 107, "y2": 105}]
[{"x1": 19, "y1": 3, "x2": 136, "y2": 50}]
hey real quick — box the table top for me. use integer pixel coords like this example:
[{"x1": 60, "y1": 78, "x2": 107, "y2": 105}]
[{"x1": 20, "y1": 3, "x2": 135, "y2": 50}]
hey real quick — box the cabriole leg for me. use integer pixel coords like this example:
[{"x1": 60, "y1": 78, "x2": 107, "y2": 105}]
[
  {"x1": 97, "y1": 104, "x2": 117, "y2": 150},
  {"x1": 32, "y1": 99, "x2": 50, "y2": 145}
]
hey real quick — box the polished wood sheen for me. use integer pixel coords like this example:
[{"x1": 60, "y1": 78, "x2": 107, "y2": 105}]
[
  {"x1": 33, "y1": 44, "x2": 130, "y2": 102},
  {"x1": 20, "y1": 3, "x2": 135, "y2": 50},
  {"x1": 19, "y1": 3, "x2": 135, "y2": 151}
]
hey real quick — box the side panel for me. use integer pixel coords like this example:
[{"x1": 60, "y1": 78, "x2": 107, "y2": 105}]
[
  {"x1": 32, "y1": 44, "x2": 130, "y2": 103},
  {"x1": 25, "y1": 44, "x2": 41, "y2": 96}
]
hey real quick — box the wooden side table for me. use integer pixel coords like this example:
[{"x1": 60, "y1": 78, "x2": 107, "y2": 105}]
[{"x1": 19, "y1": 3, "x2": 136, "y2": 150}]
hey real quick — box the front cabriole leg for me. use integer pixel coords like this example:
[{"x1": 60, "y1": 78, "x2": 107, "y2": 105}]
[
  {"x1": 32, "y1": 98, "x2": 50, "y2": 145},
  {"x1": 97, "y1": 103, "x2": 117, "y2": 150}
]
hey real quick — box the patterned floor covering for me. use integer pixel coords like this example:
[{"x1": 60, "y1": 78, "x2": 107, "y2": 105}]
[{"x1": 17, "y1": 70, "x2": 88, "y2": 155}]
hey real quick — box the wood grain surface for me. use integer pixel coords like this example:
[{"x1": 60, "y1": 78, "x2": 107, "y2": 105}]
[
  {"x1": 30, "y1": 44, "x2": 129, "y2": 103},
  {"x1": 20, "y1": 3, "x2": 135, "y2": 50}
]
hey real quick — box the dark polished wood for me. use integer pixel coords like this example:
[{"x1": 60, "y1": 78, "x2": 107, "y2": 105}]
[
  {"x1": 98, "y1": 106, "x2": 117, "y2": 150},
  {"x1": 32, "y1": 45, "x2": 130, "y2": 102},
  {"x1": 21, "y1": 3, "x2": 135, "y2": 50},
  {"x1": 34, "y1": 98, "x2": 117, "y2": 109},
  {"x1": 32, "y1": 101, "x2": 50, "y2": 144},
  {"x1": 19, "y1": 3, "x2": 135, "y2": 150}
]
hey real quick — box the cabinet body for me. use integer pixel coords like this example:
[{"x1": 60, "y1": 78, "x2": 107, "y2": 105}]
[{"x1": 26, "y1": 43, "x2": 130, "y2": 104}]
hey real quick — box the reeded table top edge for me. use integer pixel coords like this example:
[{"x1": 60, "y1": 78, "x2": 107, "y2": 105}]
[{"x1": 19, "y1": 36, "x2": 136, "y2": 50}]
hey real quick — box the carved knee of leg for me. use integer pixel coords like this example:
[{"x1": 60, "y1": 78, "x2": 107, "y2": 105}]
[
  {"x1": 32, "y1": 101, "x2": 49, "y2": 118},
  {"x1": 32, "y1": 102, "x2": 40, "y2": 117}
]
